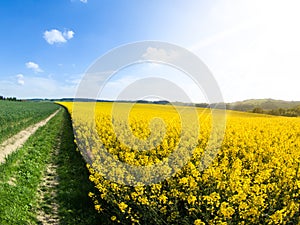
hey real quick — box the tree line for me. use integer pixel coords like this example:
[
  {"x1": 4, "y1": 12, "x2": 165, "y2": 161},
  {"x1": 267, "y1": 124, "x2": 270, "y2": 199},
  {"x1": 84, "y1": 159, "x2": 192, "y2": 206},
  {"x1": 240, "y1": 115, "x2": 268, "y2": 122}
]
[
  {"x1": 0, "y1": 96, "x2": 19, "y2": 101},
  {"x1": 252, "y1": 106, "x2": 300, "y2": 117}
]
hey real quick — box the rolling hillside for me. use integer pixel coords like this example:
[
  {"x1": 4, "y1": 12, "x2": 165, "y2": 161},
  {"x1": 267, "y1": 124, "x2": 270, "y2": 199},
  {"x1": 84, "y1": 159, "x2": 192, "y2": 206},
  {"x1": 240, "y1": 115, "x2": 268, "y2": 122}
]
[{"x1": 226, "y1": 98, "x2": 300, "y2": 111}]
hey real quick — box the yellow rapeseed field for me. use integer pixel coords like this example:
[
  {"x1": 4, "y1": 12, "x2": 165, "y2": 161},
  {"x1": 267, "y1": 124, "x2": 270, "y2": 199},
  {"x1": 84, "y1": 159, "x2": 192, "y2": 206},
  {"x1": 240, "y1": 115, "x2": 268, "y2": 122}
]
[{"x1": 59, "y1": 102, "x2": 300, "y2": 224}]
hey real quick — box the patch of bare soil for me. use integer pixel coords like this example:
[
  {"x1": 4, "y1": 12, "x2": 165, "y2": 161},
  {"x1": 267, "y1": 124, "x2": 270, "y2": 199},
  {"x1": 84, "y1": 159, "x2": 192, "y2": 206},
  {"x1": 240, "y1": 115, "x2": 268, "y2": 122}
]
[
  {"x1": 36, "y1": 126, "x2": 62, "y2": 225},
  {"x1": 36, "y1": 162, "x2": 60, "y2": 225}
]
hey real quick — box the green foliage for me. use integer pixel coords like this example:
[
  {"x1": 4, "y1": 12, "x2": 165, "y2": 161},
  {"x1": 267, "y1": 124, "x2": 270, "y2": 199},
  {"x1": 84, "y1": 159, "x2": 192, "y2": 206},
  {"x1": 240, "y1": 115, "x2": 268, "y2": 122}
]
[
  {"x1": 0, "y1": 96, "x2": 18, "y2": 101},
  {"x1": 267, "y1": 106, "x2": 300, "y2": 117},
  {"x1": 252, "y1": 107, "x2": 264, "y2": 114},
  {"x1": 0, "y1": 109, "x2": 102, "y2": 224},
  {"x1": 54, "y1": 108, "x2": 102, "y2": 224},
  {"x1": 228, "y1": 99, "x2": 300, "y2": 111},
  {"x1": 0, "y1": 109, "x2": 63, "y2": 224},
  {"x1": 0, "y1": 101, "x2": 59, "y2": 143},
  {"x1": 251, "y1": 106, "x2": 300, "y2": 117}
]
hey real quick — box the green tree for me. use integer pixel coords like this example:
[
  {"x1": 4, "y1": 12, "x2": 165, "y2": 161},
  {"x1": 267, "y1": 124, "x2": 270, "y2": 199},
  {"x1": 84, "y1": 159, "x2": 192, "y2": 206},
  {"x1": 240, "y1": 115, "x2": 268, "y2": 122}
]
[{"x1": 252, "y1": 107, "x2": 264, "y2": 114}]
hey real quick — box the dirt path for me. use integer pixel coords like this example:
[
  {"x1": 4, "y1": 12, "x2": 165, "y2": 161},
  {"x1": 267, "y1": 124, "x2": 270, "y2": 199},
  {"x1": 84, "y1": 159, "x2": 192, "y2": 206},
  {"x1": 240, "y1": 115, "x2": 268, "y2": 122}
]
[
  {"x1": 36, "y1": 144, "x2": 60, "y2": 225},
  {"x1": 0, "y1": 110, "x2": 60, "y2": 164}
]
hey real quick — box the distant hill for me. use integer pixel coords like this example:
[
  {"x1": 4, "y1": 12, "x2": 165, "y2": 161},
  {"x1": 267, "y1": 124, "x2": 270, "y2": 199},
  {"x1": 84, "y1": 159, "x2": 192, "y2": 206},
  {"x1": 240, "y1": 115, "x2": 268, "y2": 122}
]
[
  {"x1": 38, "y1": 98, "x2": 171, "y2": 104},
  {"x1": 23, "y1": 98, "x2": 300, "y2": 114},
  {"x1": 227, "y1": 99, "x2": 300, "y2": 111}
]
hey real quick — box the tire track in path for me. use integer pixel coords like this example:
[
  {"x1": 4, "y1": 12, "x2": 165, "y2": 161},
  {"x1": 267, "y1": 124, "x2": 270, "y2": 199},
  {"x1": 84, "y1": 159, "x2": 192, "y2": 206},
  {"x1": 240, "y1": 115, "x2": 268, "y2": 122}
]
[
  {"x1": 0, "y1": 109, "x2": 60, "y2": 164},
  {"x1": 36, "y1": 134, "x2": 61, "y2": 225}
]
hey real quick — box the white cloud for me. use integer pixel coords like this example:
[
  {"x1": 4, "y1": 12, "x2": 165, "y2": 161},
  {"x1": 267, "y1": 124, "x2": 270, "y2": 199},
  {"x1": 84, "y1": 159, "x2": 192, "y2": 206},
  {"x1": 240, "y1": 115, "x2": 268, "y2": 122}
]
[
  {"x1": 142, "y1": 47, "x2": 179, "y2": 62},
  {"x1": 70, "y1": 0, "x2": 88, "y2": 3},
  {"x1": 43, "y1": 29, "x2": 66, "y2": 44},
  {"x1": 26, "y1": 61, "x2": 43, "y2": 73},
  {"x1": 63, "y1": 30, "x2": 74, "y2": 39},
  {"x1": 43, "y1": 29, "x2": 75, "y2": 45},
  {"x1": 1, "y1": 76, "x2": 77, "y2": 99},
  {"x1": 99, "y1": 64, "x2": 207, "y2": 103},
  {"x1": 16, "y1": 74, "x2": 25, "y2": 85}
]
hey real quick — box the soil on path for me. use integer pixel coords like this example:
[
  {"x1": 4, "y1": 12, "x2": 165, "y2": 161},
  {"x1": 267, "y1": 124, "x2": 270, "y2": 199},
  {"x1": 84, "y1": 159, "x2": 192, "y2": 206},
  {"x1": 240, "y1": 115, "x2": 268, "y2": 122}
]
[
  {"x1": 0, "y1": 110, "x2": 60, "y2": 164},
  {"x1": 36, "y1": 146, "x2": 60, "y2": 225}
]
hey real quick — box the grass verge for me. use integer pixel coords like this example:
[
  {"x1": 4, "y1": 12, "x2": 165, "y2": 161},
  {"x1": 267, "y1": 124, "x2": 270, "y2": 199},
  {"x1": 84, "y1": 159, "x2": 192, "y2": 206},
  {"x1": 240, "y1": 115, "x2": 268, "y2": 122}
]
[
  {"x1": 0, "y1": 109, "x2": 63, "y2": 224},
  {"x1": 0, "y1": 108, "x2": 103, "y2": 224},
  {"x1": 53, "y1": 107, "x2": 103, "y2": 224}
]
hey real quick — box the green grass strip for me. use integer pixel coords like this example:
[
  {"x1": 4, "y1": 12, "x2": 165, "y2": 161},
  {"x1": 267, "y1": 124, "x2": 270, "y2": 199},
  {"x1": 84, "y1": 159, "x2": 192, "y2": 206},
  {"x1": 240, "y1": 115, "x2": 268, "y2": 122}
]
[
  {"x1": 0, "y1": 108, "x2": 102, "y2": 224},
  {"x1": 0, "y1": 109, "x2": 63, "y2": 224},
  {"x1": 52, "y1": 107, "x2": 102, "y2": 224}
]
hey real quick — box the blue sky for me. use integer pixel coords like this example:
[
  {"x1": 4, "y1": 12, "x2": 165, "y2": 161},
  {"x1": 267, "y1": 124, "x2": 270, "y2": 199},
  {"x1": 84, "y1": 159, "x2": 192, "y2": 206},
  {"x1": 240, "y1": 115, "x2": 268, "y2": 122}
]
[{"x1": 0, "y1": 0, "x2": 299, "y2": 102}]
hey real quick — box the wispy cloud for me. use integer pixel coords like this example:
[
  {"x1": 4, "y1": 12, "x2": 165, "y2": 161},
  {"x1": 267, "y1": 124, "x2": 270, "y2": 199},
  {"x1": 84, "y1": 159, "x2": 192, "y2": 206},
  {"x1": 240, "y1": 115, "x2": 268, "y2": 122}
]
[
  {"x1": 43, "y1": 29, "x2": 75, "y2": 45},
  {"x1": 16, "y1": 74, "x2": 25, "y2": 85},
  {"x1": 142, "y1": 47, "x2": 179, "y2": 62},
  {"x1": 25, "y1": 61, "x2": 43, "y2": 73},
  {"x1": 1, "y1": 76, "x2": 77, "y2": 99},
  {"x1": 70, "y1": 0, "x2": 88, "y2": 4},
  {"x1": 97, "y1": 63, "x2": 207, "y2": 103}
]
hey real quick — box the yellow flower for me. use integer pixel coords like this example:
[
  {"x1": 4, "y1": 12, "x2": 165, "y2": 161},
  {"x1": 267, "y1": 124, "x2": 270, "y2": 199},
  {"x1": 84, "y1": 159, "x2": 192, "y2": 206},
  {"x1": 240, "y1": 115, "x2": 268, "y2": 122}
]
[
  {"x1": 220, "y1": 202, "x2": 235, "y2": 218},
  {"x1": 160, "y1": 206, "x2": 167, "y2": 214},
  {"x1": 158, "y1": 194, "x2": 168, "y2": 204},
  {"x1": 111, "y1": 215, "x2": 117, "y2": 221},
  {"x1": 118, "y1": 202, "x2": 128, "y2": 213},
  {"x1": 60, "y1": 101, "x2": 300, "y2": 224},
  {"x1": 194, "y1": 219, "x2": 205, "y2": 225},
  {"x1": 94, "y1": 204, "x2": 102, "y2": 212},
  {"x1": 187, "y1": 195, "x2": 197, "y2": 204}
]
